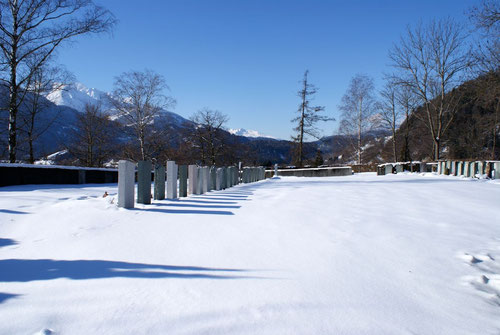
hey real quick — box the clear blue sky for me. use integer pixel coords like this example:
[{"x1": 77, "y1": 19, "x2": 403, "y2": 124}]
[{"x1": 56, "y1": 0, "x2": 474, "y2": 140}]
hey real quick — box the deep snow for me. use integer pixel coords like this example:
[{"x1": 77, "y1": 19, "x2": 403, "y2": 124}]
[{"x1": 0, "y1": 173, "x2": 499, "y2": 334}]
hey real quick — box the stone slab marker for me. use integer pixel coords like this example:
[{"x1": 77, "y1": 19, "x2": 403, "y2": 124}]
[
  {"x1": 384, "y1": 164, "x2": 393, "y2": 175},
  {"x1": 118, "y1": 160, "x2": 135, "y2": 209},
  {"x1": 494, "y1": 162, "x2": 500, "y2": 179},
  {"x1": 470, "y1": 162, "x2": 477, "y2": 177},
  {"x1": 227, "y1": 167, "x2": 232, "y2": 187},
  {"x1": 216, "y1": 168, "x2": 223, "y2": 190},
  {"x1": 221, "y1": 167, "x2": 226, "y2": 189},
  {"x1": 458, "y1": 162, "x2": 464, "y2": 176},
  {"x1": 196, "y1": 167, "x2": 203, "y2": 194},
  {"x1": 166, "y1": 161, "x2": 178, "y2": 199},
  {"x1": 137, "y1": 160, "x2": 152, "y2": 204},
  {"x1": 210, "y1": 166, "x2": 216, "y2": 191},
  {"x1": 202, "y1": 167, "x2": 209, "y2": 193},
  {"x1": 274, "y1": 164, "x2": 278, "y2": 177},
  {"x1": 153, "y1": 164, "x2": 165, "y2": 200},
  {"x1": 463, "y1": 162, "x2": 470, "y2": 177},
  {"x1": 178, "y1": 165, "x2": 188, "y2": 197},
  {"x1": 188, "y1": 165, "x2": 197, "y2": 195},
  {"x1": 477, "y1": 161, "x2": 484, "y2": 176}
]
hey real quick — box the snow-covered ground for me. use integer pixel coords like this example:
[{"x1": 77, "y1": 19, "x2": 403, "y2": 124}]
[{"x1": 0, "y1": 173, "x2": 499, "y2": 334}]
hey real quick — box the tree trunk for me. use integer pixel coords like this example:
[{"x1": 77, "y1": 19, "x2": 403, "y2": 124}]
[
  {"x1": 28, "y1": 135, "x2": 34, "y2": 164},
  {"x1": 434, "y1": 138, "x2": 440, "y2": 161},
  {"x1": 8, "y1": 69, "x2": 18, "y2": 163},
  {"x1": 392, "y1": 129, "x2": 397, "y2": 163},
  {"x1": 492, "y1": 100, "x2": 499, "y2": 160},
  {"x1": 357, "y1": 101, "x2": 362, "y2": 165}
]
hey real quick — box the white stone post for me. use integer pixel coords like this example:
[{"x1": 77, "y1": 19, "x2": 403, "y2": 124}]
[
  {"x1": 196, "y1": 167, "x2": 203, "y2": 194},
  {"x1": 216, "y1": 168, "x2": 223, "y2": 190},
  {"x1": 202, "y1": 167, "x2": 209, "y2": 193},
  {"x1": 166, "y1": 161, "x2": 178, "y2": 199},
  {"x1": 118, "y1": 160, "x2": 135, "y2": 209},
  {"x1": 188, "y1": 165, "x2": 197, "y2": 195}
]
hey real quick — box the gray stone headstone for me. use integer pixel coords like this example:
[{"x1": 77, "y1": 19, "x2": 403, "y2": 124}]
[
  {"x1": 395, "y1": 164, "x2": 403, "y2": 173},
  {"x1": 477, "y1": 161, "x2": 484, "y2": 176},
  {"x1": 226, "y1": 167, "x2": 232, "y2": 188},
  {"x1": 274, "y1": 164, "x2": 278, "y2": 177},
  {"x1": 202, "y1": 167, "x2": 209, "y2": 193},
  {"x1": 196, "y1": 167, "x2": 203, "y2": 194},
  {"x1": 188, "y1": 165, "x2": 197, "y2": 195},
  {"x1": 216, "y1": 168, "x2": 223, "y2": 190},
  {"x1": 137, "y1": 160, "x2": 152, "y2": 204},
  {"x1": 384, "y1": 164, "x2": 393, "y2": 175},
  {"x1": 463, "y1": 162, "x2": 468, "y2": 177},
  {"x1": 210, "y1": 166, "x2": 216, "y2": 191},
  {"x1": 118, "y1": 160, "x2": 135, "y2": 209},
  {"x1": 154, "y1": 164, "x2": 165, "y2": 200},
  {"x1": 471, "y1": 162, "x2": 477, "y2": 177},
  {"x1": 221, "y1": 167, "x2": 227, "y2": 189},
  {"x1": 166, "y1": 161, "x2": 178, "y2": 199},
  {"x1": 178, "y1": 165, "x2": 188, "y2": 197},
  {"x1": 377, "y1": 165, "x2": 385, "y2": 175},
  {"x1": 494, "y1": 162, "x2": 500, "y2": 179}
]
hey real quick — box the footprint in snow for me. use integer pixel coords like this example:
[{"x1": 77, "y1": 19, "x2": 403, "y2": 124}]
[
  {"x1": 34, "y1": 329, "x2": 54, "y2": 335},
  {"x1": 462, "y1": 251, "x2": 500, "y2": 306}
]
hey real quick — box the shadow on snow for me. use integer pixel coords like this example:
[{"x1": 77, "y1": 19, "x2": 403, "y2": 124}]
[
  {"x1": 0, "y1": 293, "x2": 21, "y2": 304},
  {"x1": 0, "y1": 209, "x2": 30, "y2": 215},
  {"x1": 0, "y1": 238, "x2": 18, "y2": 248},
  {"x1": 0, "y1": 259, "x2": 253, "y2": 283}
]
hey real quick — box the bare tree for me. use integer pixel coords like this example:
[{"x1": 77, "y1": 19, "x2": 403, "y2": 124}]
[
  {"x1": 0, "y1": 0, "x2": 116, "y2": 162},
  {"x1": 469, "y1": 1, "x2": 499, "y2": 159},
  {"x1": 68, "y1": 103, "x2": 117, "y2": 167},
  {"x1": 189, "y1": 108, "x2": 229, "y2": 165},
  {"x1": 111, "y1": 70, "x2": 176, "y2": 161},
  {"x1": 470, "y1": 0, "x2": 500, "y2": 34},
  {"x1": 291, "y1": 70, "x2": 330, "y2": 167},
  {"x1": 389, "y1": 19, "x2": 471, "y2": 160},
  {"x1": 376, "y1": 78, "x2": 403, "y2": 162},
  {"x1": 396, "y1": 84, "x2": 417, "y2": 162},
  {"x1": 338, "y1": 74, "x2": 375, "y2": 165},
  {"x1": 19, "y1": 61, "x2": 73, "y2": 163}
]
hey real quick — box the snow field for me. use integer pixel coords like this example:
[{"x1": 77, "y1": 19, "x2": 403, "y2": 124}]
[{"x1": 0, "y1": 173, "x2": 499, "y2": 334}]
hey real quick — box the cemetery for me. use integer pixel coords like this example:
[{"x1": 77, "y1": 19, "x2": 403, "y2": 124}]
[
  {"x1": 0, "y1": 0, "x2": 499, "y2": 333},
  {"x1": 1, "y1": 163, "x2": 500, "y2": 334}
]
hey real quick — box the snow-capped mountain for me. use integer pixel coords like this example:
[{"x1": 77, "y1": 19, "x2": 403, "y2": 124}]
[
  {"x1": 228, "y1": 128, "x2": 275, "y2": 139},
  {"x1": 45, "y1": 82, "x2": 115, "y2": 113},
  {"x1": 45, "y1": 82, "x2": 277, "y2": 140},
  {"x1": 44, "y1": 82, "x2": 188, "y2": 126}
]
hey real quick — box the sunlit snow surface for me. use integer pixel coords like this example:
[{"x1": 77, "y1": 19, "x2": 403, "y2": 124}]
[{"x1": 1, "y1": 173, "x2": 499, "y2": 334}]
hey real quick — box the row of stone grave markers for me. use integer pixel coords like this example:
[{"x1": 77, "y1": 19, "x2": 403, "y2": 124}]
[
  {"x1": 377, "y1": 162, "x2": 433, "y2": 175},
  {"x1": 437, "y1": 160, "x2": 500, "y2": 179},
  {"x1": 117, "y1": 160, "x2": 266, "y2": 209}
]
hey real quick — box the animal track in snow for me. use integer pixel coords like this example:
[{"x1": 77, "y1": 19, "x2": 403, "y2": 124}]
[{"x1": 461, "y1": 248, "x2": 500, "y2": 306}]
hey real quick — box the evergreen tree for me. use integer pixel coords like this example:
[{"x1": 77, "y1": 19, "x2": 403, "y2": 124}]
[{"x1": 291, "y1": 70, "x2": 331, "y2": 167}]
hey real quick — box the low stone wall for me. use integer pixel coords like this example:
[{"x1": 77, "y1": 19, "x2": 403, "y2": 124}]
[
  {"x1": 265, "y1": 166, "x2": 352, "y2": 178},
  {"x1": 0, "y1": 163, "x2": 118, "y2": 187},
  {"x1": 436, "y1": 160, "x2": 500, "y2": 179},
  {"x1": 377, "y1": 162, "x2": 436, "y2": 175}
]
